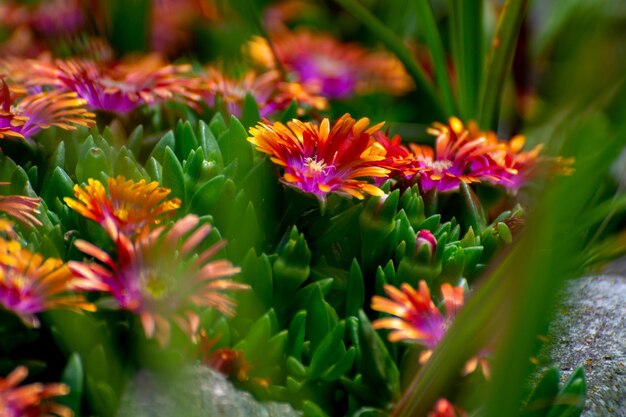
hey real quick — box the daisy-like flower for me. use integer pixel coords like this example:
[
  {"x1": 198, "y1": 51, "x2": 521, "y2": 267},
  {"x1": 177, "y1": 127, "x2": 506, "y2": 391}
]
[
  {"x1": 428, "y1": 398, "x2": 467, "y2": 417},
  {"x1": 69, "y1": 215, "x2": 247, "y2": 346},
  {"x1": 0, "y1": 80, "x2": 95, "y2": 142},
  {"x1": 0, "y1": 185, "x2": 42, "y2": 227},
  {"x1": 376, "y1": 117, "x2": 506, "y2": 193},
  {"x1": 248, "y1": 114, "x2": 390, "y2": 203},
  {"x1": 6, "y1": 54, "x2": 202, "y2": 113},
  {"x1": 201, "y1": 67, "x2": 327, "y2": 117},
  {"x1": 372, "y1": 281, "x2": 463, "y2": 351},
  {"x1": 247, "y1": 31, "x2": 412, "y2": 99},
  {"x1": 64, "y1": 176, "x2": 181, "y2": 238},
  {"x1": 0, "y1": 366, "x2": 72, "y2": 417},
  {"x1": 372, "y1": 281, "x2": 490, "y2": 377},
  {"x1": 0, "y1": 236, "x2": 95, "y2": 327}
]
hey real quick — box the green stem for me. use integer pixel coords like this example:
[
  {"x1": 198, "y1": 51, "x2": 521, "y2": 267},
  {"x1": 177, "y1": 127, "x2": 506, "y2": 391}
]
[
  {"x1": 335, "y1": 0, "x2": 446, "y2": 119},
  {"x1": 448, "y1": 0, "x2": 483, "y2": 120},
  {"x1": 411, "y1": 0, "x2": 456, "y2": 116},
  {"x1": 478, "y1": 0, "x2": 530, "y2": 129}
]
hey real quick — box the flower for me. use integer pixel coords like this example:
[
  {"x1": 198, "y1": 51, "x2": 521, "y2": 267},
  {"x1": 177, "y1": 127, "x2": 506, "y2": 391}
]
[
  {"x1": 372, "y1": 281, "x2": 490, "y2": 377},
  {"x1": 415, "y1": 229, "x2": 437, "y2": 261},
  {"x1": 0, "y1": 236, "x2": 95, "y2": 327},
  {"x1": 5, "y1": 55, "x2": 202, "y2": 113},
  {"x1": 0, "y1": 192, "x2": 41, "y2": 227},
  {"x1": 248, "y1": 114, "x2": 390, "y2": 203},
  {"x1": 428, "y1": 398, "x2": 467, "y2": 417},
  {"x1": 478, "y1": 130, "x2": 546, "y2": 191},
  {"x1": 247, "y1": 31, "x2": 412, "y2": 98},
  {"x1": 0, "y1": 366, "x2": 72, "y2": 417},
  {"x1": 69, "y1": 215, "x2": 247, "y2": 345},
  {"x1": 64, "y1": 176, "x2": 181, "y2": 238},
  {"x1": 371, "y1": 281, "x2": 463, "y2": 350},
  {"x1": 201, "y1": 67, "x2": 327, "y2": 117},
  {"x1": 0, "y1": 80, "x2": 95, "y2": 142},
  {"x1": 376, "y1": 117, "x2": 508, "y2": 192}
]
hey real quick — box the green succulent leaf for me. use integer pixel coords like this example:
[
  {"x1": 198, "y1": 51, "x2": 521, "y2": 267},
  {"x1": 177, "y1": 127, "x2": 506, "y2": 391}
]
[
  {"x1": 162, "y1": 147, "x2": 185, "y2": 200},
  {"x1": 346, "y1": 259, "x2": 365, "y2": 318},
  {"x1": 218, "y1": 116, "x2": 253, "y2": 178},
  {"x1": 149, "y1": 130, "x2": 176, "y2": 163},
  {"x1": 522, "y1": 367, "x2": 560, "y2": 417},
  {"x1": 354, "y1": 310, "x2": 400, "y2": 405},
  {"x1": 242, "y1": 92, "x2": 261, "y2": 128},
  {"x1": 287, "y1": 310, "x2": 307, "y2": 360},
  {"x1": 309, "y1": 322, "x2": 346, "y2": 379},
  {"x1": 59, "y1": 353, "x2": 84, "y2": 416},
  {"x1": 175, "y1": 120, "x2": 199, "y2": 160},
  {"x1": 546, "y1": 366, "x2": 586, "y2": 417}
]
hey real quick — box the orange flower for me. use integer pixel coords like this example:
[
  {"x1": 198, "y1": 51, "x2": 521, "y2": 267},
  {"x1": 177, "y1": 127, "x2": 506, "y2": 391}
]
[
  {"x1": 0, "y1": 237, "x2": 95, "y2": 327},
  {"x1": 0, "y1": 80, "x2": 94, "y2": 142},
  {"x1": 248, "y1": 114, "x2": 389, "y2": 203},
  {"x1": 64, "y1": 176, "x2": 181, "y2": 238},
  {"x1": 0, "y1": 183, "x2": 41, "y2": 227},
  {"x1": 0, "y1": 366, "x2": 72, "y2": 417}
]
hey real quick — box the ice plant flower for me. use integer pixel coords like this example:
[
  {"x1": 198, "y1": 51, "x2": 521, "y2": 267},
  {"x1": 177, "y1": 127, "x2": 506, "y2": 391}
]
[
  {"x1": 0, "y1": 366, "x2": 72, "y2": 417},
  {"x1": 69, "y1": 215, "x2": 247, "y2": 346},
  {"x1": 0, "y1": 80, "x2": 95, "y2": 142},
  {"x1": 428, "y1": 398, "x2": 467, "y2": 417},
  {"x1": 6, "y1": 55, "x2": 202, "y2": 113},
  {"x1": 371, "y1": 281, "x2": 463, "y2": 351},
  {"x1": 0, "y1": 189, "x2": 41, "y2": 227},
  {"x1": 376, "y1": 117, "x2": 508, "y2": 192},
  {"x1": 201, "y1": 68, "x2": 327, "y2": 117},
  {"x1": 372, "y1": 281, "x2": 490, "y2": 377},
  {"x1": 248, "y1": 31, "x2": 412, "y2": 98},
  {"x1": 64, "y1": 176, "x2": 181, "y2": 238},
  {"x1": 248, "y1": 114, "x2": 390, "y2": 203},
  {"x1": 0, "y1": 236, "x2": 95, "y2": 327}
]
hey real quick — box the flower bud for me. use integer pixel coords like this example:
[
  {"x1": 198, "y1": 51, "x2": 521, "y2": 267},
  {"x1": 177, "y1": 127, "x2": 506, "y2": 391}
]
[{"x1": 416, "y1": 229, "x2": 437, "y2": 262}]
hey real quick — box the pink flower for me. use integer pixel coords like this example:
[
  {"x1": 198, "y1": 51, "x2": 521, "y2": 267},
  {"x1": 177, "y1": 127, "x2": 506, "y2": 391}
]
[{"x1": 69, "y1": 215, "x2": 247, "y2": 346}]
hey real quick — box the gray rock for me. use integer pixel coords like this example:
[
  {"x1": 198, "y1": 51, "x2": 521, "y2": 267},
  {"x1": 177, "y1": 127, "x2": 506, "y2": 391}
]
[
  {"x1": 546, "y1": 275, "x2": 626, "y2": 417},
  {"x1": 117, "y1": 365, "x2": 301, "y2": 417}
]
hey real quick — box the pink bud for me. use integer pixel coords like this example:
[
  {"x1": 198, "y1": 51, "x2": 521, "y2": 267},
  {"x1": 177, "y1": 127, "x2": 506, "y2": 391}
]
[{"x1": 416, "y1": 229, "x2": 437, "y2": 260}]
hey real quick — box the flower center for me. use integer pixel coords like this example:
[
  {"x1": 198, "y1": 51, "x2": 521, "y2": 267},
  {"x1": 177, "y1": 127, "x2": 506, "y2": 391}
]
[
  {"x1": 144, "y1": 273, "x2": 168, "y2": 300},
  {"x1": 426, "y1": 160, "x2": 453, "y2": 174},
  {"x1": 304, "y1": 156, "x2": 330, "y2": 174}
]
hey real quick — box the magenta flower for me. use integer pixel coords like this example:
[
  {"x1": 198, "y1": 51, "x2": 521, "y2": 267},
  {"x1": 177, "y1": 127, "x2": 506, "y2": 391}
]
[
  {"x1": 69, "y1": 215, "x2": 247, "y2": 345},
  {"x1": 372, "y1": 281, "x2": 463, "y2": 351},
  {"x1": 0, "y1": 236, "x2": 95, "y2": 328},
  {"x1": 248, "y1": 31, "x2": 412, "y2": 99},
  {"x1": 7, "y1": 55, "x2": 202, "y2": 113},
  {"x1": 248, "y1": 114, "x2": 389, "y2": 204},
  {"x1": 0, "y1": 80, "x2": 95, "y2": 143}
]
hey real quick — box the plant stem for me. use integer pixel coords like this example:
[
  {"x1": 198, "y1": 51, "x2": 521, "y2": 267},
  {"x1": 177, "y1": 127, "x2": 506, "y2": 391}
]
[
  {"x1": 411, "y1": 0, "x2": 456, "y2": 116},
  {"x1": 335, "y1": 0, "x2": 446, "y2": 119},
  {"x1": 448, "y1": 0, "x2": 483, "y2": 120},
  {"x1": 478, "y1": 0, "x2": 530, "y2": 130}
]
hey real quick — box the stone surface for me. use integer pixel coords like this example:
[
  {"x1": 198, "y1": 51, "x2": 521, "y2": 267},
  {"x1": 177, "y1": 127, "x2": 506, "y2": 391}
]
[
  {"x1": 547, "y1": 275, "x2": 626, "y2": 417},
  {"x1": 117, "y1": 365, "x2": 301, "y2": 417}
]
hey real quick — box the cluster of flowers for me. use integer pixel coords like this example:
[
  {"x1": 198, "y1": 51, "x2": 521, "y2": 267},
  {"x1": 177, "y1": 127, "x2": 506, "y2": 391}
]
[
  {"x1": 248, "y1": 114, "x2": 556, "y2": 203},
  {"x1": 0, "y1": 177, "x2": 247, "y2": 413}
]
